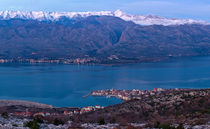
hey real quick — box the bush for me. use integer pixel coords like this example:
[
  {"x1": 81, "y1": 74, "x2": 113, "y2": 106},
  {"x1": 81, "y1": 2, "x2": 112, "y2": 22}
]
[
  {"x1": 34, "y1": 116, "x2": 44, "y2": 123},
  {"x1": 126, "y1": 125, "x2": 138, "y2": 129},
  {"x1": 68, "y1": 122, "x2": 82, "y2": 129},
  {"x1": 53, "y1": 118, "x2": 64, "y2": 126},
  {"x1": 24, "y1": 120, "x2": 40, "y2": 129},
  {"x1": 1, "y1": 112, "x2": 8, "y2": 118},
  {"x1": 154, "y1": 122, "x2": 176, "y2": 129},
  {"x1": 158, "y1": 123, "x2": 176, "y2": 129},
  {"x1": 110, "y1": 117, "x2": 116, "y2": 123},
  {"x1": 98, "y1": 117, "x2": 105, "y2": 125},
  {"x1": 154, "y1": 121, "x2": 160, "y2": 128},
  {"x1": 12, "y1": 124, "x2": 18, "y2": 127},
  {"x1": 176, "y1": 123, "x2": 184, "y2": 129}
]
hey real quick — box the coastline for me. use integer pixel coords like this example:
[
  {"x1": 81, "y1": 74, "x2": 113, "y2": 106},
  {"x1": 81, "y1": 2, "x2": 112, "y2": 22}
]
[
  {"x1": 0, "y1": 88, "x2": 208, "y2": 129},
  {"x1": 0, "y1": 55, "x2": 208, "y2": 66},
  {"x1": 0, "y1": 88, "x2": 208, "y2": 109},
  {"x1": 0, "y1": 55, "x2": 209, "y2": 68}
]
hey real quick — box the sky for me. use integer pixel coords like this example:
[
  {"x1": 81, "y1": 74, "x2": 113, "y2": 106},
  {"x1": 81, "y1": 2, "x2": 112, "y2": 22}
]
[{"x1": 0, "y1": 0, "x2": 209, "y2": 22}]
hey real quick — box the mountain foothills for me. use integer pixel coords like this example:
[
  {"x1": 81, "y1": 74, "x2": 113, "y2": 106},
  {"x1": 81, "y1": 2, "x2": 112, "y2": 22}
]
[{"x1": 0, "y1": 10, "x2": 210, "y2": 64}]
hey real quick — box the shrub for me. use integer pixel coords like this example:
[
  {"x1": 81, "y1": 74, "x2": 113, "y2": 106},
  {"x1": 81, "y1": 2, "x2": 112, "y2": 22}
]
[
  {"x1": 12, "y1": 124, "x2": 18, "y2": 127},
  {"x1": 110, "y1": 117, "x2": 116, "y2": 123},
  {"x1": 24, "y1": 120, "x2": 40, "y2": 129},
  {"x1": 53, "y1": 118, "x2": 65, "y2": 126},
  {"x1": 68, "y1": 122, "x2": 82, "y2": 129},
  {"x1": 126, "y1": 125, "x2": 138, "y2": 129},
  {"x1": 1, "y1": 112, "x2": 8, "y2": 118},
  {"x1": 158, "y1": 123, "x2": 176, "y2": 129},
  {"x1": 34, "y1": 116, "x2": 44, "y2": 123},
  {"x1": 98, "y1": 117, "x2": 105, "y2": 125},
  {"x1": 154, "y1": 121, "x2": 160, "y2": 128},
  {"x1": 154, "y1": 122, "x2": 176, "y2": 129},
  {"x1": 176, "y1": 123, "x2": 184, "y2": 129}
]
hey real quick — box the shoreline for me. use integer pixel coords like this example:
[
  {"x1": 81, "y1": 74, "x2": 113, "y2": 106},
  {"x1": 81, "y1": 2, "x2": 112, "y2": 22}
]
[
  {"x1": 0, "y1": 55, "x2": 209, "y2": 66},
  {"x1": 0, "y1": 88, "x2": 209, "y2": 108}
]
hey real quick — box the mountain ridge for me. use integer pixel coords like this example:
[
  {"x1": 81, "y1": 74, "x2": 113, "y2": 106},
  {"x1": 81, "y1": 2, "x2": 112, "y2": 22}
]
[
  {"x1": 0, "y1": 16, "x2": 210, "y2": 64},
  {"x1": 0, "y1": 10, "x2": 209, "y2": 26}
]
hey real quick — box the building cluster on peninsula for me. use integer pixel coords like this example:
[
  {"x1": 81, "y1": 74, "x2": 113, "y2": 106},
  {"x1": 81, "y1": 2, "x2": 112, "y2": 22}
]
[{"x1": 91, "y1": 88, "x2": 164, "y2": 101}]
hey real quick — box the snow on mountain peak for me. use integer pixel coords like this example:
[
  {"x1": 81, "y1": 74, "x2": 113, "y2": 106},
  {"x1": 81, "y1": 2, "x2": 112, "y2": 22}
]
[
  {"x1": 114, "y1": 10, "x2": 124, "y2": 17},
  {"x1": 0, "y1": 10, "x2": 209, "y2": 26}
]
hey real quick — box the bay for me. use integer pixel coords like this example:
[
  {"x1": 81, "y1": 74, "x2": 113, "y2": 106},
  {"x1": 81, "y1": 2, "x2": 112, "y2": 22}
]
[{"x1": 0, "y1": 56, "x2": 210, "y2": 107}]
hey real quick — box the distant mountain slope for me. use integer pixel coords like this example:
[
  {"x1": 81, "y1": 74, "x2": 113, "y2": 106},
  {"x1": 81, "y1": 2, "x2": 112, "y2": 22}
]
[{"x1": 0, "y1": 15, "x2": 210, "y2": 63}]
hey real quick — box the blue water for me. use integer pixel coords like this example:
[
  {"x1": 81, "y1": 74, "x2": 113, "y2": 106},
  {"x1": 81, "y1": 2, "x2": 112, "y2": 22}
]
[{"x1": 0, "y1": 56, "x2": 210, "y2": 107}]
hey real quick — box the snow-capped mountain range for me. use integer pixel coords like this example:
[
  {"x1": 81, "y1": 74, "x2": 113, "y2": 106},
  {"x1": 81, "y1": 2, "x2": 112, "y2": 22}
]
[{"x1": 0, "y1": 10, "x2": 209, "y2": 26}]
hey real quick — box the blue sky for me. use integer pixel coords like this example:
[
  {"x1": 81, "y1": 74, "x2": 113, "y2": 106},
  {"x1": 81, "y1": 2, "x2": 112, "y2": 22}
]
[{"x1": 0, "y1": 0, "x2": 209, "y2": 21}]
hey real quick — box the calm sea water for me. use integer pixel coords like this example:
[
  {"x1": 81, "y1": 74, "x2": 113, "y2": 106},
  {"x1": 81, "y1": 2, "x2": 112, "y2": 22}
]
[{"x1": 0, "y1": 56, "x2": 210, "y2": 107}]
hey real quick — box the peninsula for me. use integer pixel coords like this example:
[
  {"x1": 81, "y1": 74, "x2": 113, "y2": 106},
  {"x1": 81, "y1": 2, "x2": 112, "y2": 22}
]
[{"x1": 0, "y1": 88, "x2": 209, "y2": 129}]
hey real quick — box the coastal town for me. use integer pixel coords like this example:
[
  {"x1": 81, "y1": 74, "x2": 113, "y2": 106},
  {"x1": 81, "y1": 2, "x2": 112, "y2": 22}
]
[
  {"x1": 91, "y1": 88, "x2": 165, "y2": 101},
  {"x1": 0, "y1": 58, "x2": 98, "y2": 64},
  {"x1": 1, "y1": 104, "x2": 104, "y2": 118},
  {"x1": 0, "y1": 102, "x2": 105, "y2": 128}
]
